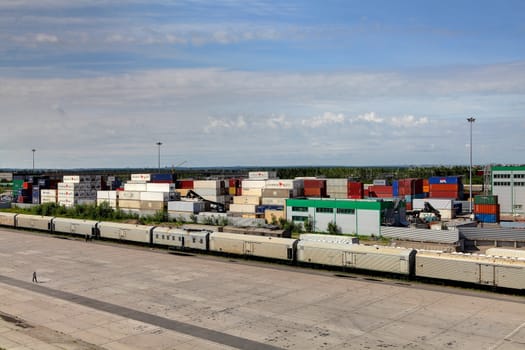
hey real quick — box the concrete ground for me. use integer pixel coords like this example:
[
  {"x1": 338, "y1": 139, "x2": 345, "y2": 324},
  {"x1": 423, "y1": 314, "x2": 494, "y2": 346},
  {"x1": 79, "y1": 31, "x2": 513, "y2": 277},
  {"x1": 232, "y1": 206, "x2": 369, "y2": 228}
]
[{"x1": 0, "y1": 227, "x2": 525, "y2": 350}]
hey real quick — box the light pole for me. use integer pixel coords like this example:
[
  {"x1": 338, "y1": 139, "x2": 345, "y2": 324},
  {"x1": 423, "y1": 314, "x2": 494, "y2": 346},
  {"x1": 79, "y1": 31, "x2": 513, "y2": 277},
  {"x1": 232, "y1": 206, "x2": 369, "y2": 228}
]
[
  {"x1": 467, "y1": 117, "x2": 475, "y2": 214},
  {"x1": 156, "y1": 142, "x2": 162, "y2": 171},
  {"x1": 32, "y1": 149, "x2": 36, "y2": 171}
]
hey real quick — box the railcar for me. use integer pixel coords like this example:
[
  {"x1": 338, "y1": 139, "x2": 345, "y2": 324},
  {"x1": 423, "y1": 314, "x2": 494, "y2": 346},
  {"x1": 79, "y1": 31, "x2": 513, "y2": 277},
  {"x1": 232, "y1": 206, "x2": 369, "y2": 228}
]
[
  {"x1": 415, "y1": 251, "x2": 525, "y2": 290},
  {"x1": 15, "y1": 214, "x2": 54, "y2": 231},
  {"x1": 185, "y1": 230, "x2": 210, "y2": 251},
  {"x1": 152, "y1": 226, "x2": 186, "y2": 249},
  {"x1": 0, "y1": 212, "x2": 17, "y2": 227},
  {"x1": 297, "y1": 241, "x2": 415, "y2": 275},
  {"x1": 209, "y1": 232, "x2": 298, "y2": 261},
  {"x1": 52, "y1": 217, "x2": 99, "y2": 239},
  {"x1": 97, "y1": 221, "x2": 155, "y2": 244}
]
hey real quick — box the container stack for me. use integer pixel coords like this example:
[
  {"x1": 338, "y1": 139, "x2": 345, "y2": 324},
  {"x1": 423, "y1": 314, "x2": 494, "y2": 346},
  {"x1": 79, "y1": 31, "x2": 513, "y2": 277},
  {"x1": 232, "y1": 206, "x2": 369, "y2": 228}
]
[
  {"x1": 397, "y1": 178, "x2": 425, "y2": 210},
  {"x1": 228, "y1": 179, "x2": 242, "y2": 196},
  {"x1": 116, "y1": 174, "x2": 178, "y2": 216},
  {"x1": 428, "y1": 176, "x2": 463, "y2": 199},
  {"x1": 175, "y1": 179, "x2": 194, "y2": 197},
  {"x1": 257, "y1": 179, "x2": 302, "y2": 221},
  {"x1": 326, "y1": 178, "x2": 348, "y2": 199},
  {"x1": 96, "y1": 190, "x2": 118, "y2": 209},
  {"x1": 192, "y1": 180, "x2": 229, "y2": 206},
  {"x1": 40, "y1": 189, "x2": 57, "y2": 204},
  {"x1": 348, "y1": 181, "x2": 364, "y2": 199},
  {"x1": 303, "y1": 179, "x2": 327, "y2": 198},
  {"x1": 474, "y1": 195, "x2": 500, "y2": 223},
  {"x1": 58, "y1": 175, "x2": 102, "y2": 207},
  {"x1": 230, "y1": 178, "x2": 265, "y2": 217}
]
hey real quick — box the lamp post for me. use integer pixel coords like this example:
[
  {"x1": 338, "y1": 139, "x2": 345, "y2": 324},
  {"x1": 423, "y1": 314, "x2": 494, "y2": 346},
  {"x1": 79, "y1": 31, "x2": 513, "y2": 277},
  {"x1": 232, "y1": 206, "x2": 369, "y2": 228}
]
[
  {"x1": 32, "y1": 149, "x2": 36, "y2": 171},
  {"x1": 156, "y1": 142, "x2": 162, "y2": 171},
  {"x1": 467, "y1": 117, "x2": 475, "y2": 214}
]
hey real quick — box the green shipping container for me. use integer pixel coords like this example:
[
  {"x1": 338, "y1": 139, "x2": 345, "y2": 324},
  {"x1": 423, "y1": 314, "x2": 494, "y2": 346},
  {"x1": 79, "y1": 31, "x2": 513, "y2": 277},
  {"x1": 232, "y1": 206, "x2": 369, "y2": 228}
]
[
  {"x1": 12, "y1": 179, "x2": 24, "y2": 197},
  {"x1": 474, "y1": 195, "x2": 498, "y2": 205}
]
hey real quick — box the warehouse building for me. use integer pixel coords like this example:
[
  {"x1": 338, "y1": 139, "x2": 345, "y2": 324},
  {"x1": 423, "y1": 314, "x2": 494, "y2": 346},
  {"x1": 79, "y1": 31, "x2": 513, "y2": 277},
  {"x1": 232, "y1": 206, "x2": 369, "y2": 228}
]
[
  {"x1": 491, "y1": 166, "x2": 525, "y2": 217},
  {"x1": 286, "y1": 198, "x2": 394, "y2": 236}
]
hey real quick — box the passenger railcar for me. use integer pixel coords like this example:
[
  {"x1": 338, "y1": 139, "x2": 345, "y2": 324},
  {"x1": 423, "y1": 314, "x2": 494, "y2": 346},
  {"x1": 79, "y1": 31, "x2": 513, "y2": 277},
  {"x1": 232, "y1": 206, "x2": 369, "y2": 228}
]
[
  {"x1": 16, "y1": 214, "x2": 54, "y2": 231},
  {"x1": 97, "y1": 221, "x2": 155, "y2": 244},
  {"x1": 209, "y1": 232, "x2": 298, "y2": 261},
  {"x1": 0, "y1": 212, "x2": 17, "y2": 227},
  {"x1": 297, "y1": 241, "x2": 415, "y2": 275}
]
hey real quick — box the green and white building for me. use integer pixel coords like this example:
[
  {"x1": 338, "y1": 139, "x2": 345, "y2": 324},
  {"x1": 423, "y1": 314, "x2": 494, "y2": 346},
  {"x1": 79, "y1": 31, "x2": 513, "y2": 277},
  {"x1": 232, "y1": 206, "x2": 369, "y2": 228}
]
[
  {"x1": 286, "y1": 198, "x2": 395, "y2": 236},
  {"x1": 491, "y1": 166, "x2": 525, "y2": 216}
]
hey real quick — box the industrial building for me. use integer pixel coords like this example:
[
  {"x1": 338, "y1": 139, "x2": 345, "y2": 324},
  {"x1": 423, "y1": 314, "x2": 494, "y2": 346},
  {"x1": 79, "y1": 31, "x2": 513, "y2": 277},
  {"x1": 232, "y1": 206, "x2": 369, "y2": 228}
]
[
  {"x1": 286, "y1": 198, "x2": 394, "y2": 236},
  {"x1": 491, "y1": 166, "x2": 525, "y2": 217}
]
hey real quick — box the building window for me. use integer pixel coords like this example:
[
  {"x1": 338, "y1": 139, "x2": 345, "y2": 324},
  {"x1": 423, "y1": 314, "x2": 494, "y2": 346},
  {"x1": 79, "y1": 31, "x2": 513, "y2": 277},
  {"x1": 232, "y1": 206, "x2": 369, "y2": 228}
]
[
  {"x1": 292, "y1": 206, "x2": 308, "y2": 212},
  {"x1": 337, "y1": 208, "x2": 355, "y2": 214},
  {"x1": 292, "y1": 216, "x2": 309, "y2": 222},
  {"x1": 316, "y1": 207, "x2": 334, "y2": 213}
]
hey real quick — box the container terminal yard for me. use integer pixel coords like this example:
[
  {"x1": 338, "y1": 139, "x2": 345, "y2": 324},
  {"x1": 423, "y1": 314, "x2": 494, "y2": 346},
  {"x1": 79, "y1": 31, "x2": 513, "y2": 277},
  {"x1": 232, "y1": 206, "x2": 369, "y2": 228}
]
[{"x1": 1, "y1": 167, "x2": 525, "y2": 349}]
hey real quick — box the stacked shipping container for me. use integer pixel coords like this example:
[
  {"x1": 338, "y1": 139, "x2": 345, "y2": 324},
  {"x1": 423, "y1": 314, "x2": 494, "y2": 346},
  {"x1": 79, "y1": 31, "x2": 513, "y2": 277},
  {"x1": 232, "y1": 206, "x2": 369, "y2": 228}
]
[
  {"x1": 428, "y1": 176, "x2": 463, "y2": 199},
  {"x1": 474, "y1": 195, "x2": 500, "y2": 223}
]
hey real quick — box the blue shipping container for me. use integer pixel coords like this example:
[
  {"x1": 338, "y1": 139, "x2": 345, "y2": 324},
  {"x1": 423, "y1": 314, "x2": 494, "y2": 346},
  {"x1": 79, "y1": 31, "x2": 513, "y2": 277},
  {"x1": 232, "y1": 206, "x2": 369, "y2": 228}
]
[
  {"x1": 150, "y1": 173, "x2": 174, "y2": 181},
  {"x1": 428, "y1": 176, "x2": 462, "y2": 185},
  {"x1": 256, "y1": 205, "x2": 285, "y2": 213},
  {"x1": 392, "y1": 180, "x2": 399, "y2": 197},
  {"x1": 475, "y1": 213, "x2": 498, "y2": 223}
]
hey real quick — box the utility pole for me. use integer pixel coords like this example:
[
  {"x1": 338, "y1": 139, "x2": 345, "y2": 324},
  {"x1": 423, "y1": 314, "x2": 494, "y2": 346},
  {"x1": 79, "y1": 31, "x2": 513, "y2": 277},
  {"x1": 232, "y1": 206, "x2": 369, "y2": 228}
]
[
  {"x1": 467, "y1": 117, "x2": 475, "y2": 214},
  {"x1": 32, "y1": 149, "x2": 36, "y2": 171},
  {"x1": 156, "y1": 142, "x2": 162, "y2": 171}
]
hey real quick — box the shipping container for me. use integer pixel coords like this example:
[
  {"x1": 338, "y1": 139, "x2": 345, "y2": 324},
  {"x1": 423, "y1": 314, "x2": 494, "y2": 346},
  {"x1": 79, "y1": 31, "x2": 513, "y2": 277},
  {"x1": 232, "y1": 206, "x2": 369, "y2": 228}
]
[
  {"x1": 248, "y1": 171, "x2": 277, "y2": 180},
  {"x1": 428, "y1": 176, "x2": 462, "y2": 185},
  {"x1": 474, "y1": 195, "x2": 499, "y2": 205}
]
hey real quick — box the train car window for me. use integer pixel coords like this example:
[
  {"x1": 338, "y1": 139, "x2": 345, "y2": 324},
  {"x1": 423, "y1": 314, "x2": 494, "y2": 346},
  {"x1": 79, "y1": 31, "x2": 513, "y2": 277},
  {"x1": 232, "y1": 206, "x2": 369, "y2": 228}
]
[
  {"x1": 156, "y1": 234, "x2": 159, "y2": 239},
  {"x1": 192, "y1": 238, "x2": 196, "y2": 243},
  {"x1": 200, "y1": 239, "x2": 203, "y2": 244}
]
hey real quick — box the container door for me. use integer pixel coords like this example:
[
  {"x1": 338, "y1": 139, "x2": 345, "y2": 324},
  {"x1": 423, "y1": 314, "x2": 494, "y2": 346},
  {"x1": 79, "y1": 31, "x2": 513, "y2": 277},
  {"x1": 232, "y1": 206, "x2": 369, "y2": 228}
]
[
  {"x1": 479, "y1": 264, "x2": 495, "y2": 285},
  {"x1": 344, "y1": 252, "x2": 356, "y2": 266},
  {"x1": 244, "y1": 242, "x2": 254, "y2": 255}
]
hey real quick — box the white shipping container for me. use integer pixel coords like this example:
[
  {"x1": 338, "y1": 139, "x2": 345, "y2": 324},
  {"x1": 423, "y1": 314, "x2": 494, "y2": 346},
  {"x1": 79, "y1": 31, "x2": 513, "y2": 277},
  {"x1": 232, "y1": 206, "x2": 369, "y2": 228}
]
[
  {"x1": 124, "y1": 183, "x2": 148, "y2": 192},
  {"x1": 261, "y1": 188, "x2": 293, "y2": 198},
  {"x1": 241, "y1": 180, "x2": 267, "y2": 189},
  {"x1": 63, "y1": 175, "x2": 81, "y2": 183},
  {"x1": 240, "y1": 188, "x2": 263, "y2": 196},
  {"x1": 118, "y1": 191, "x2": 141, "y2": 200},
  {"x1": 261, "y1": 197, "x2": 287, "y2": 206},
  {"x1": 413, "y1": 199, "x2": 453, "y2": 210},
  {"x1": 193, "y1": 180, "x2": 223, "y2": 189},
  {"x1": 40, "y1": 189, "x2": 57, "y2": 196},
  {"x1": 192, "y1": 188, "x2": 222, "y2": 197},
  {"x1": 58, "y1": 182, "x2": 80, "y2": 190},
  {"x1": 146, "y1": 183, "x2": 176, "y2": 193},
  {"x1": 233, "y1": 195, "x2": 261, "y2": 205},
  {"x1": 265, "y1": 179, "x2": 303, "y2": 190},
  {"x1": 118, "y1": 199, "x2": 141, "y2": 209},
  {"x1": 140, "y1": 201, "x2": 164, "y2": 210},
  {"x1": 41, "y1": 197, "x2": 57, "y2": 204},
  {"x1": 140, "y1": 191, "x2": 169, "y2": 201},
  {"x1": 97, "y1": 190, "x2": 118, "y2": 200},
  {"x1": 167, "y1": 200, "x2": 207, "y2": 213},
  {"x1": 229, "y1": 203, "x2": 257, "y2": 213},
  {"x1": 131, "y1": 173, "x2": 151, "y2": 182},
  {"x1": 248, "y1": 171, "x2": 277, "y2": 180}
]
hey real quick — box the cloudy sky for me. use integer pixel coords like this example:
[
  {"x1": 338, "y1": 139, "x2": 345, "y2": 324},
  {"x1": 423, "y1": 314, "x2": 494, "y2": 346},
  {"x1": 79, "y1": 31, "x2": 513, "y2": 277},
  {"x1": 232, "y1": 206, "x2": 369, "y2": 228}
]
[{"x1": 1, "y1": 0, "x2": 524, "y2": 169}]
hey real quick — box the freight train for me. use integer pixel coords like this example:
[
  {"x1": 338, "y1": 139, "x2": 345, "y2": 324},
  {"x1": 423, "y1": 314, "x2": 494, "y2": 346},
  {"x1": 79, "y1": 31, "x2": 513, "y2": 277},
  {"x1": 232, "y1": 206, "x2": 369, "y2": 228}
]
[{"x1": 0, "y1": 212, "x2": 524, "y2": 291}]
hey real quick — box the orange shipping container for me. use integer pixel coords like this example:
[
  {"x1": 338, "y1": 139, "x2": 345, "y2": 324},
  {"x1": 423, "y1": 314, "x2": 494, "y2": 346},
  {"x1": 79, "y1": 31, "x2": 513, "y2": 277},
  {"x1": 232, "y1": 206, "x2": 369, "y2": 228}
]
[
  {"x1": 474, "y1": 204, "x2": 499, "y2": 215},
  {"x1": 423, "y1": 185, "x2": 430, "y2": 193},
  {"x1": 429, "y1": 184, "x2": 460, "y2": 191}
]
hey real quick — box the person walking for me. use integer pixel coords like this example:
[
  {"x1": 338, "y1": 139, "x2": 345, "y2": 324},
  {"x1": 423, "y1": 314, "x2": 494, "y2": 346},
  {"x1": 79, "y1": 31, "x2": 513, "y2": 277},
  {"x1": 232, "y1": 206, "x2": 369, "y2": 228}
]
[{"x1": 32, "y1": 271, "x2": 38, "y2": 283}]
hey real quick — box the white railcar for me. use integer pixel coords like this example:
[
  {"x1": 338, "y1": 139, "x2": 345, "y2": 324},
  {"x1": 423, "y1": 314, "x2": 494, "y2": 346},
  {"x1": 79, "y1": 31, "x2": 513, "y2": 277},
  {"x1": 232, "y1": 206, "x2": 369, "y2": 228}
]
[
  {"x1": 52, "y1": 217, "x2": 98, "y2": 238},
  {"x1": 186, "y1": 230, "x2": 210, "y2": 251},
  {"x1": 415, "y1": 251, "x2": 525, "y2": 289},
  {"x1": 485, "y1": 248, "x2": 525, "y2": 259},
  {"x1": 16, "y1": 214, "x2": 54, "y2": 231},
  {"x1": 0, "y1": 212, "x2": 17, "y2": 227},
  {"x1": 152, "y1": 226, "x2": 186, "y2": 248},
  {"x1": 98, "y1": 221, "x2": 154, "y2": 244},
  {"x1": 297, "y1": 241, "x2": 415, "y2": 275},
  {"x1": 209, "y1": 232, "x2": 297, "y2": 261}
]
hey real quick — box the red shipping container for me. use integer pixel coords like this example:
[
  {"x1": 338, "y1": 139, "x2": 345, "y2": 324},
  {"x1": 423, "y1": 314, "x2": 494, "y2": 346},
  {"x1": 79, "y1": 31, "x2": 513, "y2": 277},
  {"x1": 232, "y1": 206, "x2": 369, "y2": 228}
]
[
  {"x1": 303, "y1": 179, "x2": 326, "y2": 188},
  {"x1": 429, "y1": 184, "x2": 460, "y2": 192},
  {"x1": 406, "y1": 202, "x2": 413, "y2": 211},
  {"x1": 364, "y1": 189, "x2": 370, "y2": 197},
  {"x1": 368, "y1": 185, "x2": 393, "y2": 195},
  {"x1": 429, "y1": 191, "x2": 459, "y2": 199},
  {"x1": 177, "y1": 180, "x2": 194, "y2": 189},
  {"x1": 303, "y1": 188, "x2": 327, "y2": 197},
  {"x1": 347, "y1": 182, "x2": 364, "y2": 196}
]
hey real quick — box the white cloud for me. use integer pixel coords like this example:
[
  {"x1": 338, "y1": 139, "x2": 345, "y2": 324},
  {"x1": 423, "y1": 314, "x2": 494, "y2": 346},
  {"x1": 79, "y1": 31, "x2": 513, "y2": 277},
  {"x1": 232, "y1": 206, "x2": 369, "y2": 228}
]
[
  {"x1": 301, "y1": 112, "x2": 345, "y2": 128},
  {"x1": 352, "y1": 112, "x2": 383, "y2": 123},
  {"x1": 35, "y1": 33, "x2": 59, "y2": 43},
  {"x1": 390, "y1": 115, "x2": 429, "y2": 127}
]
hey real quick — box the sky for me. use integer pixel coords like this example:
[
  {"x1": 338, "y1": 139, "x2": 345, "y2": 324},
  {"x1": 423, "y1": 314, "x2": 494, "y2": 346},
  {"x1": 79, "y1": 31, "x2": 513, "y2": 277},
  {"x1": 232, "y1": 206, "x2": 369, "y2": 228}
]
[{"x1": 1, "y1": 0, "x2": 524, "y2": 169}]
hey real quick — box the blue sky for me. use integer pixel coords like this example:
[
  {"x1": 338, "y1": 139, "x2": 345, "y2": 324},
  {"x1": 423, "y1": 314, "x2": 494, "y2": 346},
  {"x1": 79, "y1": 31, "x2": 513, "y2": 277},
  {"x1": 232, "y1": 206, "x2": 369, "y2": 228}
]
[{"x1": 1, "y1": 0, "x2": 524, "y2": 169}]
